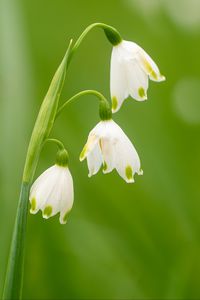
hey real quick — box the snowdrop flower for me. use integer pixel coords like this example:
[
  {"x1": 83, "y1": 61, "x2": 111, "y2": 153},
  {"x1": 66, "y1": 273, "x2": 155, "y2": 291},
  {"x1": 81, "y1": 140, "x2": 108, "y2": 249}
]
[
  {"x1": 80, "y1": 119, "x2": 143, "y2": 183},
  {"x1": 110, "y1": 40, "x2": 165, "y2": 112},
  {"x1": 29, "y1": 149, "x2": 74, "y2": 224}
]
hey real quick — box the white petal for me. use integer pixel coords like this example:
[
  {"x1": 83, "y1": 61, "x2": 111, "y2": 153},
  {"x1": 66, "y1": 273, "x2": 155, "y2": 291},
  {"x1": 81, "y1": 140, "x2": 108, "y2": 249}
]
[
  {"x1": 115, "y1": 138, "x2": 141, "y2": 183},
  {"x1": 121, "y1": 40, "x2": 165, "y2": 82},
  {"x1": 81, "y1": 120, "x2": 116, "y2": 177},
  {"x1": 108, "y1": 121, "x2": 142, "y2": 183},
  {"x1": 79, "y1": 122, "x2": 106, "y2": 161},
  {"x1": 100, "y1": 137, "x2": 116, "y2": 174},
  {"x1": 87, "y1": 142, "x2": 102, "y2": 177},
  {"x1": 99, "y1": 120, "x2": 122, "y2": 174},
  {"x1": 110, "y1": 46, "x2": 129, "y2": 113},
  {"x1": 59, "y1": 168, "x2": 74, "y2": 224},
  {"x1": 138, "y1": 47, "x2": 165, "y2": 82},
  {"x1": 119, "y1": 40, "x2": 139, "y2": 59},
  {"x1": 126, "y1": 60, "x2": 148, "y2": 101},
  {"x1": 30, "y1": 166, "x2": 59, "y2": 214},
  {"x1": 41, "y1": 168, "x2": 65, "y2": 218},
  {"x1": 79, "y1": 134, "x2": 99, "y2": 161}
]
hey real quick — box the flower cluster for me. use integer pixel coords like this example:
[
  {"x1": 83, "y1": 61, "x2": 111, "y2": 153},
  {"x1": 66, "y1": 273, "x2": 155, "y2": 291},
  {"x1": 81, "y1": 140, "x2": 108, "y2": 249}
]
[{"x1": 29, "y1": 27, "x2": 165, "y2": 224}]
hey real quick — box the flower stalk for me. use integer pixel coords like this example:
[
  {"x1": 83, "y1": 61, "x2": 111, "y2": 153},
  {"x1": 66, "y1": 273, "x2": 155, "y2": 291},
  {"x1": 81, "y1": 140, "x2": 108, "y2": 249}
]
[
  {"x1": 68, "y1": 22, "x2": 122, "y2": 64},
  {"x1": 57, "y1": 89, "x2": 111, "y2": 120},
  {"x1": 2, "y1": 40, "x2": 73, "y2": 300},
  {"x1": 2, "y1": 183, "x2": 30, "y2": 300}
]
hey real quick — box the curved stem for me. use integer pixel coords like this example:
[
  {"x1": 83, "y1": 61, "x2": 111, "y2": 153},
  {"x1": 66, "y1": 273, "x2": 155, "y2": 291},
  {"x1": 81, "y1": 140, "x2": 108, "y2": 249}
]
[
  {"x1": 56, "y1": 89, "x2": 109, "y2": 118},
  {"x1": 44, "y1": 138, "x2": 65, "y2": 151},
  {"x1": 43, "y1": 138, "x2": 69, "y2": 167},
  {"x1": 68, "y1": 23, "x2": 122, "y2": 65}
]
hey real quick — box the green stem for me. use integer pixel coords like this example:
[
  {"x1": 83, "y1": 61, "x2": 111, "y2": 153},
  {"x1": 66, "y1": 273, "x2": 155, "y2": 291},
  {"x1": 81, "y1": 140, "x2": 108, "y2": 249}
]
[
  {"x1": 56, "y1": 89, "x2": 107, "y2": 117},
  {"x1": 44, "y1": 138, "x2": 66, "y2": 151},
  {"x1": 44, "y1": 138, "x2": 69, "y2": 167},
  {"x1": 56, "y1": 89, "x2": 112, "y2": 121},
  {"x1": 2, "y1": 182, "x2": 30, "y2": 300},
  {"x1": 68, "y1": 23, "x2": 122, "y2": 64}
]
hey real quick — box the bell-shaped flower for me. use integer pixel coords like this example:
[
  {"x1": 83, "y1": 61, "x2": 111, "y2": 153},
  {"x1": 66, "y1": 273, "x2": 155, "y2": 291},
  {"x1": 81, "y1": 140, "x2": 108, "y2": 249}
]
[
  {"x1": 110, "y1": 40, "x2": 165, "y2": 112},
  {"x1": 80, "y1": 119, "x2": 143, "y2": 183},
  {"x1": 29, "y1": 149, "x2": 74, "y2": 224}
]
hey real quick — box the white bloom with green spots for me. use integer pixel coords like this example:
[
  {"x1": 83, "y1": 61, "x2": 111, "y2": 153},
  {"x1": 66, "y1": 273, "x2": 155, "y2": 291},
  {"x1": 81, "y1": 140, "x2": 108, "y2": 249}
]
[
  {"x1": 29, "y1": 165, "x2": 74, "y2": 224},
  {"x1": 110, "y1": 40, "x2": 165, "y2": 113},
  {"x1": 80, "y1": 119, "x2": 143, "y2": 183}
]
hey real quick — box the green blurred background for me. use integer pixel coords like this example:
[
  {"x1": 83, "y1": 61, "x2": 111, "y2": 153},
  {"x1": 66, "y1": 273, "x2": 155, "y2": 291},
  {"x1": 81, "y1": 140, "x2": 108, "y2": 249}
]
[{"x1": 1, "y1": 0, "x2": 200, "y2": 299}]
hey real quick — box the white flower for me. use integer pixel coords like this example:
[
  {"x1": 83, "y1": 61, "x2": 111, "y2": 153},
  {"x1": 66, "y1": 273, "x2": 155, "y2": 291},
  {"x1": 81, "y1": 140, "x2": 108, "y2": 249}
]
[
  {"x1": 110, "y1": 40, "x2": 165, "y2": 112},
  {"x1": 80, "y1": 119, "x2": 143, "y2": 183},
  {"x1": 29, "y1": 165, "x2": 74, "y2": 224}
]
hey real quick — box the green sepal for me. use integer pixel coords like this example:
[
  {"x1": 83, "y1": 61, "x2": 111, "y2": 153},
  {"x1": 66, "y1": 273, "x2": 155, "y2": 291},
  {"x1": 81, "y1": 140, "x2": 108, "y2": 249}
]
[
  {"x1": 99, "y1": 100, "x2": 112, "y2": 120},
  {"x1": 103, "y1": 27, "x2": 122, "y2": 46},
  {"x1": 56, "y1": 149, "x2": 69, "y2": 167}
]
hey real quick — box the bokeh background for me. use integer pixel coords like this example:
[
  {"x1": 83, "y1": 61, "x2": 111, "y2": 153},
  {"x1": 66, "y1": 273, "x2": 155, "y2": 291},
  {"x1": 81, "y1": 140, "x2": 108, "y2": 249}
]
[{"x1": 1, "y1": 0, "x2": 200, "y2": 299}]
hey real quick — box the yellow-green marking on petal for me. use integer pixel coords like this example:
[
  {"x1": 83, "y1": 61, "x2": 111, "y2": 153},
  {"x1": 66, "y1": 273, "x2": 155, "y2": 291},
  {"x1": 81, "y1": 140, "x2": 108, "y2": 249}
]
[
  {"x1": 151, "y1": 70, "x2": 158, "y2": 80},
  {"x1": 112, "y1": 96, "x2": 118, "y2": 111},
  {"x1": 125, "y1": 165, "x2": 133, "y2": 180},
  {"x1": 138, "y1": 87, "x2": 146, "y2": 98},
  {"x1": 103, "y1": 161, "x2": 108, "y2": 171},
  {"x1": 43, "y1": 205, "x2": 53, "y2": 218},
  {"x1": 143, "y1": 59, "x2": 158, "y2": 80},
  {"x1": 30, "y1": 198, "x2": 37, "y2": 212},
  {"x1": 63, "y1": 212, "x2": 68, "y2": 223},
  {"x1": 139, "y1": 168, "x2": 143, "y2": 175},
  {"x1": 80, "y1": 144, "x2": 87, "y2": 161},
  {"x1": 80, "y1": 135, "x2": 97, "y2": 161}
]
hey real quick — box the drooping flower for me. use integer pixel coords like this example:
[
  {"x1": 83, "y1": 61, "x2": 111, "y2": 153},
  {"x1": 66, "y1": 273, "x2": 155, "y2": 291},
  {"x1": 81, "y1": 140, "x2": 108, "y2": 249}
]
[
  {"x1": 80, "y1": 119, "x2": 143, "y2": 183},
  {"x1": 110, "y1": 40, "x2": 165, "y2": 112},
  {"x1": 29, "y1": 150, "x2": 74, "y2": 224}
]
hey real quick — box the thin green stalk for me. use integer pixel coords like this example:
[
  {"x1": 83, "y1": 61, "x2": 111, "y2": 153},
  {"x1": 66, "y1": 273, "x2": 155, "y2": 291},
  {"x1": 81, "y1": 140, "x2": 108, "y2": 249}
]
[
  {"x1": 56, "y1": 89, "x2": 108, "y2": 117},
  {"x1": 56, "y1": 89, "x2": 112, "y2": 121},
  {"x1": 68, "y1": 22, "x2": 122, "y2": 64},
  {"x1": 44, "y1": 138, "x2": 69, "y2": 166},
  {"x1": 44, "y1": 138, "x2": 66, "y2": 151},
  {"x1": 2, "y1": 182, "x2": 30, "y2": 300}
]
